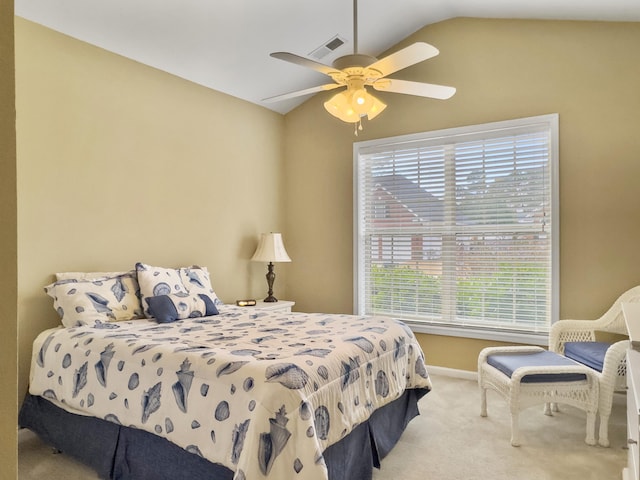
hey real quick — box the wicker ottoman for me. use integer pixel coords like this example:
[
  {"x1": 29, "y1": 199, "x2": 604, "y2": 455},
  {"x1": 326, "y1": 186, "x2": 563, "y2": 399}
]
[{"x1": 478, "y1": 346, "x2": 599, "y2": 447}]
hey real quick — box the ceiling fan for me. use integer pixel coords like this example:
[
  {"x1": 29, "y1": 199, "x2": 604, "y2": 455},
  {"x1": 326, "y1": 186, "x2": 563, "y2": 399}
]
[{"x1": 263, "y1": 0, "x2": 456, "y2": 132}]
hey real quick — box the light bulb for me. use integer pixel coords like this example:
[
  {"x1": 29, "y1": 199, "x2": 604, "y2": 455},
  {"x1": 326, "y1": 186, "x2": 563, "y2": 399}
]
[{"x1": 351, "y1": 88, "x2": 373, "y2": 115}]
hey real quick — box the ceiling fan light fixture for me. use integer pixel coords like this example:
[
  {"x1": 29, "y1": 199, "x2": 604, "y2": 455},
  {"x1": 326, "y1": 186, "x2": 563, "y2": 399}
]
[
  {"x1": 324, "y1": 86, "x2": 386, "y2": 124},
  {"x1": 324, "y1": 91, "x2": 359, "y2": 123}
]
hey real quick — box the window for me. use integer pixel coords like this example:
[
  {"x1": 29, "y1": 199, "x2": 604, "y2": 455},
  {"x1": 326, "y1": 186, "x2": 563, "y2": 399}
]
[{"x1": 354, "y1": 115, "x2": 558, "y2": 343}]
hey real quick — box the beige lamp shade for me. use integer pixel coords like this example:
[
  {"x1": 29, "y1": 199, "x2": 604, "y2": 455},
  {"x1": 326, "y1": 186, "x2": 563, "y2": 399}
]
[{"x1": 251, "y1": 233, "x2": 292, "y2": 263}]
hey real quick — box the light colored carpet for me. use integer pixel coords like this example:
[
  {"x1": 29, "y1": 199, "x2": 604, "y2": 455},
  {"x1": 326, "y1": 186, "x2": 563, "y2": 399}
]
[
  {"x1": 19, "y1": 373, "x2": 627, "y2": 480},
  {"x1": 373, "y1": 373, "x2": 626, "y2": 480}
]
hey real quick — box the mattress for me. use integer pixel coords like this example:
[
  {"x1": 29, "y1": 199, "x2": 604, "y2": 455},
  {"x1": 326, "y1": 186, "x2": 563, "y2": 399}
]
[{"x1": 28, "y1": 305, "x2": 431, "y2": 480}]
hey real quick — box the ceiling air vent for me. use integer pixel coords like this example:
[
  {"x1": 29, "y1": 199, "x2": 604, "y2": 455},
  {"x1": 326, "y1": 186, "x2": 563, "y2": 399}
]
[{"x1": 309, "y1": 35, "x2": 347, "y2": 60}]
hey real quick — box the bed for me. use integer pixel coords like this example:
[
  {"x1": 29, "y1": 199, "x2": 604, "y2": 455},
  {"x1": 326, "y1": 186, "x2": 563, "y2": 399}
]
[{"x1": 19, "y1": 264, "x2": 431, "y2": 480}]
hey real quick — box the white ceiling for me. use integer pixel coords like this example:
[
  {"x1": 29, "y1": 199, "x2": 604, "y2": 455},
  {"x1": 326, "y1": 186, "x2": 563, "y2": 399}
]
[{"x1": 15, "y1": 0, "x2": 640, "y2": 114}]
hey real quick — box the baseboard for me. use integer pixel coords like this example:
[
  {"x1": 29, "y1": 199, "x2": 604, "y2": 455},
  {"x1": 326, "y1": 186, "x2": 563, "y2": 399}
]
[
  {"x1": 18, "y1": 427, "x2": 36, "y2": 445},
  {"x1": 427, "y1": 364, "x2": 477, "y2": 381}
]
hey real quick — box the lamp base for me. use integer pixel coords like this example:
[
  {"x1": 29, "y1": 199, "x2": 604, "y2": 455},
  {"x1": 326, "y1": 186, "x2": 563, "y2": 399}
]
[{"x1": 263, "y1": 262, "x2": 278, "y2": 303}]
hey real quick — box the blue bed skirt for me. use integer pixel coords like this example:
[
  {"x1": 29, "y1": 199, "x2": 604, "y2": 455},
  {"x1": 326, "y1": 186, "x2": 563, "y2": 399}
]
[{"x1": 19, "y1": 387, "x2": 428, "y2": 480}]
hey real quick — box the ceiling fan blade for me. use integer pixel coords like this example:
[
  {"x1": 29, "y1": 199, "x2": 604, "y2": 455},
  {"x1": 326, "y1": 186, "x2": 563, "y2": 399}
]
[
  {"x1": 270, "y1": 52, "x2": 339, "y2": 76},
  {"x1": 367, "y1": 42, "x2": 440, "y2": 77},
  {"x1": 372, "y1": 79, "x2": 456, "y2": 100},
  {"x1": 262, "y1": 83, "x2": 344, "y2": 103}
]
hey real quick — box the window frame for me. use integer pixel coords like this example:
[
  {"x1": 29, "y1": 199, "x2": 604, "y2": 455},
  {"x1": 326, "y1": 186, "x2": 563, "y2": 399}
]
[{"x1": 353, "y1": 114, "x2": 559, "y2": 345}]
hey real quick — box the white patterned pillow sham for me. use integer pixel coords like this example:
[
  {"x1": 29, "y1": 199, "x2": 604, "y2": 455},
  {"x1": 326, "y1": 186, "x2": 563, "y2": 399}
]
[
  {"x1": 45, "y1": 273, "x2": 143, "y2": 328},
  {"x1": 178, "y1": 266, "x2": 219, "y2": 299},
  {"x1": 135, "y1": 263, "x2": 221, "y2": 318},
  {"x1": 55, "y1": 270, "x2": 132, "y2": 281}
]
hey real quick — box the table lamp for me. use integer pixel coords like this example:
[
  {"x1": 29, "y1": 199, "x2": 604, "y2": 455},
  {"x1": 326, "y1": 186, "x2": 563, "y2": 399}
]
[{"x1": 251, "y1": 232, "x2": 292, "y2": 302}]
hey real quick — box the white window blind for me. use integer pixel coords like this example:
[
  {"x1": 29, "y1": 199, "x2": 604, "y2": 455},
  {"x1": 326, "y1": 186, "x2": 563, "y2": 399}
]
[{"x1": 354, "y1": 115, "x2": 558, "y2": 341}]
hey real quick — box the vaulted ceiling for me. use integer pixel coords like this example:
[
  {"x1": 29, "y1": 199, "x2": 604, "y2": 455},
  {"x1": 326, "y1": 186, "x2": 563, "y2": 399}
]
[{"x1": 15, "y1": 0, "x2": 640, "y2": 114}]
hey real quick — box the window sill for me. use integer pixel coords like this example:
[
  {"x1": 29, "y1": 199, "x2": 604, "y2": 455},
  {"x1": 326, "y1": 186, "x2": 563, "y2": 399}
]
[{"x1": 406, "y1": 321, "x2": 549, "y2": 346}]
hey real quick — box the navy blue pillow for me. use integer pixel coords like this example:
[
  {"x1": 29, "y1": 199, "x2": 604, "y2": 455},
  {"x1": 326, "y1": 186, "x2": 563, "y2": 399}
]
[{"x1": 146, "y1": 293, "x2": 219, "y2": 323}]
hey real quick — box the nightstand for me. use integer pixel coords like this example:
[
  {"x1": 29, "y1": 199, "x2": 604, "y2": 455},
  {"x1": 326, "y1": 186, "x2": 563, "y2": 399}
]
[{"x1": 252, "y1": 300, "x2": 295, "y2": 313}]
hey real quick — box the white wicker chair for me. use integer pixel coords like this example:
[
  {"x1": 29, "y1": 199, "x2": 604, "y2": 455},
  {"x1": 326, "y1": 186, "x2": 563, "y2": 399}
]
[{"x1": 549, "y1": 285, "x2": 640, "y2": 447}]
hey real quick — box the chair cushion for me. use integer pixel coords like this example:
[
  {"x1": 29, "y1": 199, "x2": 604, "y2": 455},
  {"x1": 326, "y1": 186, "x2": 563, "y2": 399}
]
[
  {"x1": 487, "y1": 350, "x2": 587, "y2": 383},
  {"x1": 563, "y1": 341, "x2": 611, "y2": 372}
]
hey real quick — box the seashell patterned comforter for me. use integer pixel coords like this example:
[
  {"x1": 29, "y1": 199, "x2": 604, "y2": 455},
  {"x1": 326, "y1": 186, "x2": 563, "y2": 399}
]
[{"x1": 28, "y1": 305, "x2": 432, "y2": 480}]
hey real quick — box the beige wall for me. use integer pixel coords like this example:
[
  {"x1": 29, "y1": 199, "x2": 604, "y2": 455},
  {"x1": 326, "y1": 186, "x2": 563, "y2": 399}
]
[
  {"x1": 1, "y1": 1, "x2": 17, "y2": 478},
  {"x1": 284, "y1": 18, "x2": 640, "y2": 371},
  {"x1": 15, "y1": 18, "x2": 287, "y2": 402}
]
